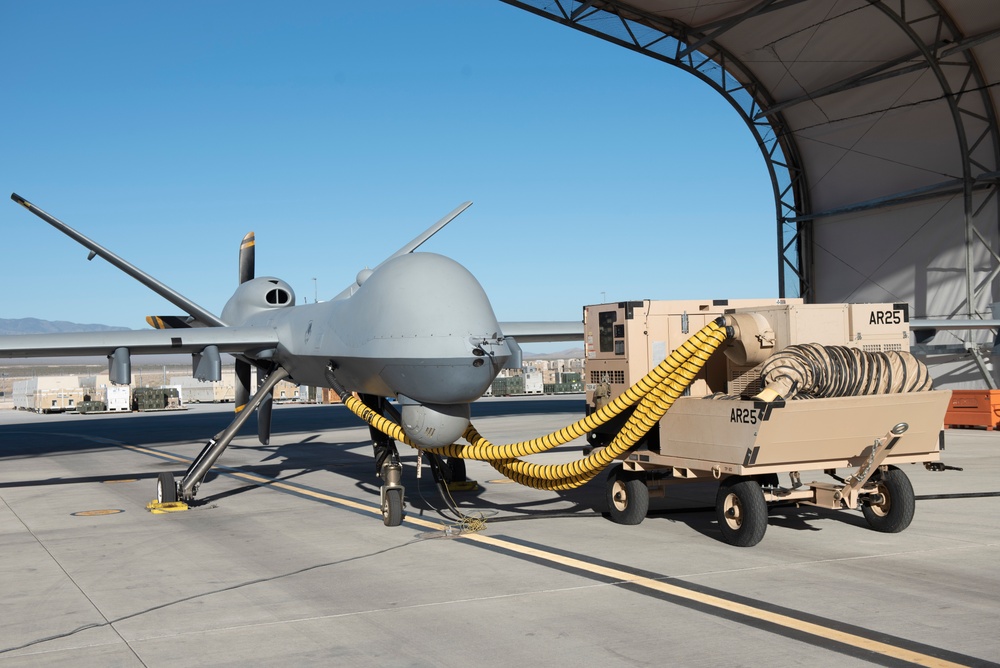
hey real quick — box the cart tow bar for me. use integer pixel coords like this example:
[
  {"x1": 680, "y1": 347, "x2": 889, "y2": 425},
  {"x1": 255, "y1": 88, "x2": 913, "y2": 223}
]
[{"x1": 836, "y1": 423, "x2": 908, "y2": 508}]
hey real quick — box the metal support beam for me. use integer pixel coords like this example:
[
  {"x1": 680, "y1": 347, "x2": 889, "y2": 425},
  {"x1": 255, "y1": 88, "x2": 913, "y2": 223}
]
[
  {"x1": 783, "y1": 179, "x2": 989, "y2": 223},
  {"x1": 570, "y1": 0, "x2": 598, "y2": 21},
  {"x1": 692, "y1": 0, "x2": 809, "y2": 32},
  {"x1": 940, "y1": 26, "x2": 1000, "y2": 57},
  {"x1": 965, "y1": 342, "x2": 998, "y2": 389},
  {"x1": 677, "y1": 0, "x2": 784, "y2": 59},
  {"x1": 756, "y1": 27, "x2": 1000, "y2": 121},
  {"x1": 755, "y1": 45, "x2": 943, "y2": 120}
]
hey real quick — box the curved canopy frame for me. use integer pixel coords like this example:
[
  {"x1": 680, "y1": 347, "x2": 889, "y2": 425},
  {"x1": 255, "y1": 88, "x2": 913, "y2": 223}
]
[{"x1": 502, "y1": 0, "x2": 1000, "y2": 325}]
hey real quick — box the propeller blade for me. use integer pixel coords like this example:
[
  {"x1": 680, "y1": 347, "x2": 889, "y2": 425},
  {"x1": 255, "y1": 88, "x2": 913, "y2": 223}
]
[
  {"x1": 255, "y1": 362, "x2": 279, "y2": 445},
  {"x1": 146, "y1": 315, "x2": 208, "y2": 329},
  {"x1": 239, "y1": 231, "x2": 255, "y2": 284},
  {"x1": 235, "y1": 359, "x2": 251, "y2": 413},
  {"x1": 257, "y1": 390, "x2": 273, "y2": 446}
]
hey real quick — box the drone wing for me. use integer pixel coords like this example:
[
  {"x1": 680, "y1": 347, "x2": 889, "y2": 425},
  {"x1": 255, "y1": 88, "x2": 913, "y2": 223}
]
[
  {"x1": 499, "y1": 321, "x2": 584, "y2": 343},
  {"x1": 0, "y1": 327, "x2": 279, "y2": 359},
  {"x1": 10, "y1": 194, "x2": 226, "y2": 328},
  {"x1": 496, "y1": 321, "x2": 583, "y2": 370}
]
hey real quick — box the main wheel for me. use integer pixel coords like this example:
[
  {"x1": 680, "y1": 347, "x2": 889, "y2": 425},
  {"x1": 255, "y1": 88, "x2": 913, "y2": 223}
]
[
  {"x1": 382, "y1": 488, "x2": 404, "y2": 527},
  {"x1": 716, "y1": 477, "x2": 768, "y2": 547},
  {"x1": 862, "y1": 466, "x2": 915, "y2": 533},
  {"x1": 606, "y1": 464, "x2": 649, "y2": 525},
  {"x1": 156, "y1": 472, "x2": 177, "y2": 504}
]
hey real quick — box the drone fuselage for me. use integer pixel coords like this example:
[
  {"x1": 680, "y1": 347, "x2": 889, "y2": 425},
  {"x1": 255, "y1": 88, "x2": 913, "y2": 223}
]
[{"x1": 228, "y1": 252, "x2": 511, "y2": 446}]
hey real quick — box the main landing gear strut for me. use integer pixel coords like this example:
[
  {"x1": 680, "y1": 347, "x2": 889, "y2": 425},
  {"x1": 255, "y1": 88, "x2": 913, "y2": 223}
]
[{"x1": 157, "y1": 366, "x2": 291, "y2": 504}]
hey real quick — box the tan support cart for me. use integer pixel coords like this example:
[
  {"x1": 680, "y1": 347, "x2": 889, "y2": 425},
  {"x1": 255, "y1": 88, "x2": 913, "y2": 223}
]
[
  {"x1": 603, "y1": 391, "x2": 951, "y2": 546},
  {"x1": 585, "y1": 300, "x2": 953, "y2": 546}
]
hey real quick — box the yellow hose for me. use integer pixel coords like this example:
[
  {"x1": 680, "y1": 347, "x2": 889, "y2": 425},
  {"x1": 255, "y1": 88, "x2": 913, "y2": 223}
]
[
  {"x1": 341, "y1": 319, "x2": 729, "y2": 490},
  {"x1": 485, "y1": 326, "x2": 726, "y2": 490}
]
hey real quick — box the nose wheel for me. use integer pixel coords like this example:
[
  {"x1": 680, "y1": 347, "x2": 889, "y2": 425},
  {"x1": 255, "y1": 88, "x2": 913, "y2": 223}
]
[
  {"x1": 382, "y1": 487, "x2": 404, "y2": 526},
  {"x1": 355, "y1": 391, "x2": 408, "y2": 527},
  {"x1": 380, "y1": 461, "x2": 405, "y2": 527}
]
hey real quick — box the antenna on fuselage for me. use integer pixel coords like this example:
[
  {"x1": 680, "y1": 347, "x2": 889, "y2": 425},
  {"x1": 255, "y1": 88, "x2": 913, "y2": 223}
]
[
  {"x1": 332, "y1": 201, "x2": 473, "y2": 301},
  {"x1": 381, "y1": 201, "x2": 472, "y2": 263}
]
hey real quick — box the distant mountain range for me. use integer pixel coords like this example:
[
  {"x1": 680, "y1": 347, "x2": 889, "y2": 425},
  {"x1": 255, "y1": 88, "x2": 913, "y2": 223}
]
[{"x1": 0, "y1": 317, "x2": 130, "y2": 336}]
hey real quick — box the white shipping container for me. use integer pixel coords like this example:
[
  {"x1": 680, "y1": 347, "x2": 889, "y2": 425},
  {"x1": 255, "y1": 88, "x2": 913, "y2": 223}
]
[
  {"x1": 104, "y1": 385, "x2": 131, "y2": 411},
  {"x1": 524, "y1": 370, "x2": 544, "y2": 395}
]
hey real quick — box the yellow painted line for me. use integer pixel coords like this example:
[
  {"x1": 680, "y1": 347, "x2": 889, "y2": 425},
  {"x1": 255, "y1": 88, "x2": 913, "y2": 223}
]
[
  {"x1": 218, "y1": 471, "x2": 970, "y2": 666},
  {"x1": 72, "y1": 509, "x2": 124, "y2": 516},
  {"x1": 228, "y1": 470, "x2": 448, "y2": 528},
  {"x1": 119, "y1": 443, "x2": 968, "y2": 667},
  {"x1": 458, "y1": 533, "x2": 965, "y2": 668}
]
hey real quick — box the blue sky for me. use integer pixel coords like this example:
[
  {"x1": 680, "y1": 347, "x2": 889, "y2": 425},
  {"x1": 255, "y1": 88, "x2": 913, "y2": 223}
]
[{"x1": 2, "y1": 1, "x2": 778, "y2": 346}]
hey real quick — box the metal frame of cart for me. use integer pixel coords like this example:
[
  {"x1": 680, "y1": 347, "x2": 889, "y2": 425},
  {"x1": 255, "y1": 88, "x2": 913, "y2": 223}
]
[{"x1": 602, "y1": 390, "x2": 953, "y2": 546}]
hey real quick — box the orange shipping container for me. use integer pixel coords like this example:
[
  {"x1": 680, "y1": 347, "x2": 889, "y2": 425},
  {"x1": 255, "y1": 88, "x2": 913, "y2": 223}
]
[{"x1": 944, "y1": 389, "x2": 1000, "y2": 430}]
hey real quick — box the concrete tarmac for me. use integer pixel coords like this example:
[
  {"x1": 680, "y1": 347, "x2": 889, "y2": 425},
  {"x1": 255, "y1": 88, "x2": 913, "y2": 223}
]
[{"x1": 1, "y1": 396, "x2": 998, "y2": 667}]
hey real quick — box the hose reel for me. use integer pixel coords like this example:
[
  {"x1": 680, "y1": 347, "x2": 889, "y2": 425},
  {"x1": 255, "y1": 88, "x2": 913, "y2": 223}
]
[{"x1": 753, "y1": 343, "x2": 932, "y2": 402}]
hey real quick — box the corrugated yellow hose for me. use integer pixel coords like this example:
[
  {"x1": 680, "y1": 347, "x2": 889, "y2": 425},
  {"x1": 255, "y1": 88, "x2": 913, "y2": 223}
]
[
  {"x1": 339, "y1": 318, "x2": 729, "y2": 490},
  {"x1": 486, "y1": 322, "x2": 727, "y2": 489}
]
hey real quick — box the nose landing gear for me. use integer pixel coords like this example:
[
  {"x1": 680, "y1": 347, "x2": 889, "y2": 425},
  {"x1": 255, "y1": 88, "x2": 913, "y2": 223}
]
[
  {"x1": 380, "y1": 460, "x2": 404, "y2": 527},
  {"x1": 362, "y1": 393, "x2": 406, "y2": 527}
]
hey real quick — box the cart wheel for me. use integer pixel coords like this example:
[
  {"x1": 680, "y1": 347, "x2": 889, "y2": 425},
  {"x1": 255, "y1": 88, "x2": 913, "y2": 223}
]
[
  {"x1": 606, "y1": 464, "x2": 649, "y2": 525},
  {"x1": 716, "y1": 476, "x2": 768, "y2": 547},
  {"x1": 862, "y1": 466, "x2": 914, "y2": 533}
]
